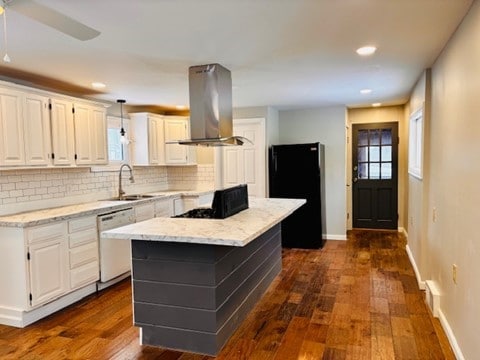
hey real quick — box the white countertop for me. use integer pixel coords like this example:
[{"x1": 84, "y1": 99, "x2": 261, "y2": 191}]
[
  {"x1": 0, "y1": 189, "x2": 214, "y2": 228},
  {"x1": 101, "y1": 197, "x2": 306, "y2": 247}
]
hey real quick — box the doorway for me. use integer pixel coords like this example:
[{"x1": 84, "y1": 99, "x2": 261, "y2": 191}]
[
  {"x1": 352, "y1": 122, "x2": 398, "y2": 229},
  {"x1": 221, "y1": 118, "x2": 266, "y2": 197}
]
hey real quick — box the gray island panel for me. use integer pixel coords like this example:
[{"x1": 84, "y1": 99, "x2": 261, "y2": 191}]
[
  {"x1": 132, "y1": 224, "x2": 281, "y2": 355},
  {"x1": 100, "y1": 198, "x2": 305, "y2": 356}
]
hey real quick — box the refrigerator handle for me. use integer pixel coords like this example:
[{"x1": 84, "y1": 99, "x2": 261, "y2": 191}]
[{"x1": 273, "y1": 154, "x2": 277, "y2": 172}]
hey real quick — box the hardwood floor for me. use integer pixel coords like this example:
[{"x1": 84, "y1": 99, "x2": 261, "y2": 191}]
[{"x1": 0, "y1": 230, "x2": 455, "y2": 359}]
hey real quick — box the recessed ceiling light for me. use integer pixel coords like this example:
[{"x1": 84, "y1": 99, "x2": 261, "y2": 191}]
[
  {"x1": 91, "y1": 82, "x2": 106, "y2": 89},
  {"x1": 356, "y1": 46, "x2": 377, "y2": 56},
  {"x1": 360, "y1": 89, "x2": 372, "y2": 94},
  {"x1": 372, "y1": 102, "x2": 382, "y2": 107}
]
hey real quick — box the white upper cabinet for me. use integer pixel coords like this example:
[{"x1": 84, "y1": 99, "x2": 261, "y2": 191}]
[
  {"x1": 73, "y1": 102, "x2": 108, "y2": 165},
  {"x1": 0, "y1": 87, "x2": 52, "y2": 167},
  {"x1": 23, "y1": 93, "x2": 52, "y2": 166},
  {"x1": 0, "y1": 88, "x2": 26, "y2": 166},
  {"x1": 130, "y1": 112, "x2": 165, "y2": 165},
  {"x1": 0, "y1": 81, "x2": 108, "y2": 168},
  {"x1": 90, "y1": 106, "x2": 108, "y2": 164},
  {"x1": 130, "y1": 113, "x2": 196, "y2": 166},
  {"x1": 164, "y1": 116, "x2": 196, "y2": 165},
  {"x1": 50, "y1": 98, "x2": 75, "y2": 166}
]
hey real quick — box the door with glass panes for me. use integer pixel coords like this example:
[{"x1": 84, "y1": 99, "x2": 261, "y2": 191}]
[{"x1": 352, "y1": 122, "x2": 398, "y2": 229}]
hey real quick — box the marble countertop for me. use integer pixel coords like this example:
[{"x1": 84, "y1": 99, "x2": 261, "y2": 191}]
[
  {"x1": 0, "y1": 189, "x2": 214, "y2": 228},
  {"x1": 101, "y1": 197, "x2": 306, "y2": 247}
]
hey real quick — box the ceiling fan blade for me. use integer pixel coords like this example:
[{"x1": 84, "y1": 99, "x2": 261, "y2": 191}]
[{"x1": 8, "y1": 0, "x2": 100, "y2": 41}]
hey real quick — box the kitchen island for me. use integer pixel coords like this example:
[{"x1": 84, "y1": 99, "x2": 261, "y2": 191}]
[{"x1": 102, "y1": 197, "x2": 305, "y2": 356}]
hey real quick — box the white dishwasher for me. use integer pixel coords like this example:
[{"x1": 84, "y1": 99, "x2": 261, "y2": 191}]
[{"x1": 97, "y1": 207, "x2": 135, "y2": 290}]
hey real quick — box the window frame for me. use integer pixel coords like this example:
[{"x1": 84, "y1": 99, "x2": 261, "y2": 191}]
[
  {"x1": 408, "y1": 106, "x2": 424, "y2": 180},
  {"x1": 91, "y1": 115, "x2": 130, "y2": 172}
]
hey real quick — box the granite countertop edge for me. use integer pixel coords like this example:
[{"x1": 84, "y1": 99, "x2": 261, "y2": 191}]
[
  {"x1": 101, "y1": 198, "x2": 306, "y2": 247},
  {"x1": 0, "y1": 189, "x2": 214, "y2": 228}
]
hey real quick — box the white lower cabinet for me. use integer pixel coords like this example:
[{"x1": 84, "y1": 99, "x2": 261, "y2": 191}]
[
  {"x1": 28, "y1": 238, "x2": 68, "y2": 307},
  {"x1": 27, "y1": 222, "x2": 68, "y2": 307},
  {"x1": 135, "y1": 203, "x2": 155, "y2": 222},
  {"x1": 68, "y1": 216, "x2": 99, "y2": 290},
  {"x1": 0, "y1": 214, "x2": 99, "y2": 327},
  {"x1": 173, "y1": 193, "x2": 214, "y2": 215},
  {"x1": 155, "y1": 198, "x2": 174, "y2": 217}
]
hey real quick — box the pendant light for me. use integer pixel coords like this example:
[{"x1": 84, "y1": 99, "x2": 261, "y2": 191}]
[{"x1": 117, "y1": 99, "x2": 128, "y2": 144}]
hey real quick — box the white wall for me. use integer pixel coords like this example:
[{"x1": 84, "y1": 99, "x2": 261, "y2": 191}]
[
  {"x1": 407, "y1": 2, "x2": 480, "y2": 358},
  {"x1": 278, "y1": 106, "x2": 347, "y2": 240},
  {"x1": 407, "y1": 70, "x2": 432, "y2": 289}
]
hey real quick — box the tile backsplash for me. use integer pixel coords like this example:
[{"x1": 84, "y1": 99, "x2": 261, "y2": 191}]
[{"x1": 0, "y1": 165, "x2": 214, "y2": 215}]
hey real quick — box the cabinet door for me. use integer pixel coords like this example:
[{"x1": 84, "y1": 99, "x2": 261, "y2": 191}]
[
  {"x1": 91, "y1": 106, "x2": 108, "y2": 164},
  {"x1": 50, "y1": 98, "x2": 75, "y2": 166},
  {"x1": 222, "y1": 118, "x2": 266, "y2": 197},
  {"x1": 74, "y1": 103, "x2": 108, "y2": 165},
  {"x1": 155, "y1": 199, "x2": 174, "y2": 217},
  {"x1": 135, "y1": 203, "x2": 155, "y2": 222},
  {"x1": 29, "y1": 239, "x2": 67, "y2": 307},
  {"x1": 164, "y1": 118, "x2": 188, "y2": 164},
  {"x1": 0, "y1": 88, "x2": 25, "y2": 166},
  {"x1": 73, "y1": 103, "x2": 92, "y2": 165},
  {"x1": 148, "y1": 116, "x2": 165, "y2": 165},
  {"x1": 23, "y1": 93, "x2": 52, "y2": 166}
]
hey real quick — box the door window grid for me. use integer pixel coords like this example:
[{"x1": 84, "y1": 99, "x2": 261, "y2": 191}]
[{"x1": 357, "y1": 129, "x2": 392, "y2": 180}]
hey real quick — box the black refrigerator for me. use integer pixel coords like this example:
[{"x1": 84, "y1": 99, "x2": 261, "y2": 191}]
[{"x1": 269, "y1": 142, "x2": 326, "y2": 249}]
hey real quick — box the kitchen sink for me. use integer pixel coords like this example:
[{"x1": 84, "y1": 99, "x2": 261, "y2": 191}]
[{"x1": 105, "y1": 194, "x2": 155, "y2": 201}]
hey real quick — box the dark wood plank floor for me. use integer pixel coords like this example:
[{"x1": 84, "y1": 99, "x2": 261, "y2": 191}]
[{"x1": 0, "y1": 230, "x2": 455, "y2": 359}]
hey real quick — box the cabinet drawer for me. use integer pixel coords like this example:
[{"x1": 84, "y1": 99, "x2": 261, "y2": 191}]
[
  {"x1": 68, "y1": 216, "x2": 97, "y2": 233},
  {"x1": 135, "y1": 203, "x2": 155, "y2": 222},
  {"x1": 198, "y1": 193, "x2": 214, "y2": 206},
  {"x1": 27, "y1": 222, "x2": 67, "y2": 244},
  {"x1": 70, "y1": 260, "x2": 99, "y2": 289},
  {"x1": 69, "y1": 242, "x2": 98, "y2": 269},
  {"x1": 69, "y1": 228, "x2": 97, "y2": 248},
  {"x1": 155, "y1": 200, "x2": 173, "y2": 217}
]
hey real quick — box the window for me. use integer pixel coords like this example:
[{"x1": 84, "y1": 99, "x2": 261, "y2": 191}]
[
  {"x1": 107, "y1": 116, "x2": 129, "y2": 164},
  {"x1": 357, "y1": 128, "x2": 393, "y2": 180},
  {"x1": 408, "y1": 106, "x2": 424, "y2": 179}
]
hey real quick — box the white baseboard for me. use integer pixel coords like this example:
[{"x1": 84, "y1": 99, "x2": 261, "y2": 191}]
[
  {"x1": 405, "y1": 244, "x2": 425, "y2": 290},
  {"x1": 325, "y1": 234, "x2": 347, "y2": 241},
  {"x1": 405, "y1": 243, "x2": 466, "y2": 359},
  {"x1": 438, "y1": 309, "x2": 465, "y2": 360},
  {"x1": 0, "y1": 283, "x2": 97, "y2": 328},
  {"x1": 398, "y1": 227, "x2": 408, "y2": 237}
]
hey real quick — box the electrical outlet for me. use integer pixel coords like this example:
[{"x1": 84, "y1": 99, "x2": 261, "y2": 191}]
[
  {"x1": 432, "y1": 207, "x2": 437, "y2": 223},
  {"x1": 452, "y1": 264, "x2": 458, "y2": 284}
]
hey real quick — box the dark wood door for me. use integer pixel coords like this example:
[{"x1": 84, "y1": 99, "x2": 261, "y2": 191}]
[{"x1": 352, "y1": 122, "x2": 398, "y2": 229}]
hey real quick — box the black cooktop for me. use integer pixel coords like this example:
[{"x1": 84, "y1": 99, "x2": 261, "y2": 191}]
[{"x1": 173, "y1": 184, "x2": 249, "y2": 219}]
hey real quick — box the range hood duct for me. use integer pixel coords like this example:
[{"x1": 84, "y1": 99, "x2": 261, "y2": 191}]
[{"x1": 178, "y1": 63, "x2": 250, "y2": 146}]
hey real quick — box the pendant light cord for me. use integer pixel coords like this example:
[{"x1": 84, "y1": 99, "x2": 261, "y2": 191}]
[{"x1": 117, "y1": 99, "x2": 126, "y2": 140}]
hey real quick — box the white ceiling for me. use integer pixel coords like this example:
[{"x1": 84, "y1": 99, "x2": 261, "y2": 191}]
[{"x1": 0, "y1": 0, "x2": 474, "y2": 111}]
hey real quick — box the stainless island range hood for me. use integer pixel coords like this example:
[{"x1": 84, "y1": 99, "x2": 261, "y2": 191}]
[{"x1": 177, "y1": 63, "x2": 250, "y2": 146}]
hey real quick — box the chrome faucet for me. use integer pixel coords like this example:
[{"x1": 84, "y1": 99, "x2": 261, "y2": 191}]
[{"x1": 118, "y1": 164, "x2": 135, "y2": 199}]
